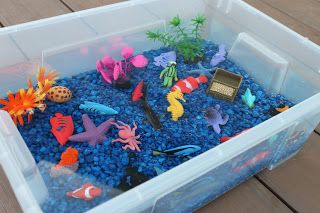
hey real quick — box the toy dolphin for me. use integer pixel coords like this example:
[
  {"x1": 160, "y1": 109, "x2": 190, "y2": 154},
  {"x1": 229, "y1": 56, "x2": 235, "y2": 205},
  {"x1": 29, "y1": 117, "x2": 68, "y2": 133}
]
[
  {"x1": 241, "y1": 88, "x2": 256, "y2": 108},
  {"x1": 79, "y1": 101, "x2": 118, "y2": 115},
  {"x1": 210, "y1": 44, "x2": 226, "y2": 67},
  {"x1": 152, "y1": 145, "x2": 201, "y2": 157}
]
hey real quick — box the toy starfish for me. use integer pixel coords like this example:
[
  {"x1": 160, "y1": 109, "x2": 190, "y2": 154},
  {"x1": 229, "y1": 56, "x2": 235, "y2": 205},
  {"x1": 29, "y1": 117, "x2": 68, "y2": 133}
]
[
  {"x1": 186, "y1": 62, "x2": 214, "y2": 77},
  {"x1": 69, "y1": 114, "x2": 114, "y2": 146}
]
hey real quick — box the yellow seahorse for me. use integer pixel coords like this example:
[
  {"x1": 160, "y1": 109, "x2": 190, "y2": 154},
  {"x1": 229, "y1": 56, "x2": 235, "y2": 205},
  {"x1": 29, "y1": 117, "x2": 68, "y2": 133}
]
[{"x1": 167, "y1": 90, "x2": 186, "y2": 121}]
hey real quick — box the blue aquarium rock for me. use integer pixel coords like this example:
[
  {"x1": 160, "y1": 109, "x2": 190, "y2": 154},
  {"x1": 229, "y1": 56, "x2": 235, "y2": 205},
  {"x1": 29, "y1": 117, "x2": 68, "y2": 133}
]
[{"x1": 16, "y1": 40, "x2": 294, "y2": 213}]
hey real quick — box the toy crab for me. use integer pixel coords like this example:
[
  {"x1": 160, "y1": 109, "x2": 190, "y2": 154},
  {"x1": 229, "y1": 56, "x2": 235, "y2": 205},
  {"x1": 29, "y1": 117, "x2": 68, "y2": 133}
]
[{"x1": 111, "y1": 121, "x2": 142, "y2": 152}]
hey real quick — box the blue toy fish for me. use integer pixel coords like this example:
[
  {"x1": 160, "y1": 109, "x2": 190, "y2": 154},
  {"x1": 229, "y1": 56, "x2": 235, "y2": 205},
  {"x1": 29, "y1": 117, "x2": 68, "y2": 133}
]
[
  {"x1": 79, "y1": 101, "x2": 118, "y2": 115},
  {"x1": 152, "y1": 145, "x2": 201, "y2": 157},
  {"x1": 241, "y1": 88, "x2": 256, "y2": 108}
]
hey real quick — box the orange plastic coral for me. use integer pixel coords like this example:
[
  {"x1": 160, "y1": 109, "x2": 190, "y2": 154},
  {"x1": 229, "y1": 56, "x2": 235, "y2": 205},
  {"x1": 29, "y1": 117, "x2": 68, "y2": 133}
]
[
  {"x1": 56, "y1": 147, "x2": 79, "y2": 168},
  {"x1": 37, "y1": 67, "x2": 60, "y2": 86},
  {"x1": 0, "y1": 67, "x2": 60, "y2": 126}
]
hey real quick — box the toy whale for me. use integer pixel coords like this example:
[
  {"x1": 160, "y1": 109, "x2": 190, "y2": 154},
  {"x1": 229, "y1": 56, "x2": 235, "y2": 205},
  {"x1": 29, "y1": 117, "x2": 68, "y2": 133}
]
[{"x1": 79, "y1": 101, "x2": 118, "y2": 115}]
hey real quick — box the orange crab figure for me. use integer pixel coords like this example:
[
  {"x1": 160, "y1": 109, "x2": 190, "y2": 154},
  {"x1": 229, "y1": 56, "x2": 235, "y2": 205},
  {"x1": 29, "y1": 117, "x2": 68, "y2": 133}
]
[
  {"x1": 0, "y1": 67, "x2": 60, "y2": 126},
  {"x1": 111, "y1": 121, "x2": 142, "y2": 152}
]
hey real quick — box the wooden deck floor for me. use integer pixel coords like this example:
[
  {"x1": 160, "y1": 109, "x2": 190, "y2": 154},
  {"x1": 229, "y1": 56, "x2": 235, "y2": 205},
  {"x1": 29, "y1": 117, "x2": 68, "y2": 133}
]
[{"x1": 0, "y1": 0, "x2": 319, "y2": 212}]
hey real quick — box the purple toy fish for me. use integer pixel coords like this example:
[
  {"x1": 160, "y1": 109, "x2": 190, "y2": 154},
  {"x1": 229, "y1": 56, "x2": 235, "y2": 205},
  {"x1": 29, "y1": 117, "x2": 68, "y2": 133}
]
[
  {"x1": 210, "y1": 44, "x2": 226, "y2": 67},
  {"x1": 204, "y1": 104, "x2": 229, "y2": 134},
  {"x1": 154, "y1": 51, "x2": 177, "y2": 68}
]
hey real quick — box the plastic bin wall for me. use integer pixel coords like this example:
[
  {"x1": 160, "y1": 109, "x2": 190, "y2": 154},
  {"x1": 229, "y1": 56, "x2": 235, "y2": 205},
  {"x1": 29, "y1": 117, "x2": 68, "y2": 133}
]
[{"x1": 0, "y1": 0, "x2": 319, "y2": 212}]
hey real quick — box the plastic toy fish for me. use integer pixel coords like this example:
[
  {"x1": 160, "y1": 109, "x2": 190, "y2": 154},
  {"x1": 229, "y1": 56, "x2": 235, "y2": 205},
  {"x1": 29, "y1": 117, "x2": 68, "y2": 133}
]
[
  {"x1": 50, "y1": 147, "x2": 79, "y2": 177},
  {"x1": 132, "y1": 81, "x2": 162, "y2": 129},
  {"x1": 132, "y1": 80, "x2": 144, "y2": 102},
  {"x1": 117, "y1": 166, "x2": 150, "y2": 191},
  {"x1": 154, "y1": 51, "x2": 177, "y2": 68},
  {"x1": 186, "y1": 62, "x2": 214, "y2": 77},
  {"x1": 66, "y1": 183, "x2": 102, "y2": 201},
  {"x1": 171, "y1": 75, "x2": 208, "y2": 94},
  {"x1": 220, "y1": 128, "x2": 251, "y2": 143},
  {"x1": 210, "y1": 44, "x2": 226, "y2": 67},
  {"x1": 241, "y1": 88, "x2": 256, "y2": 108},
  {"x1": 141, "y1": 84, "x2": 162, "y2": 129},
  {"x1": 79, "y1": 101, "x2": 118, "y2": 115},
  {"x1": 50, "y1": 113, "x2": 74, "y2": 146},
  {"x1": 152, "y1": 145, "x2": 201, "y2": 157},
  {"x1": 69, "y1": 114, "x2": 114, "y2": 146},
  {"x1": 269, "y1": 104, "x2": 289, "y2": 116},
  {"x1": 204, "y1": 104, "x2": 229, "y2": 134},
  {"x1": 167, "y1": 90, "x2": 186, "y2": 121},
  {"x1": 160, "y1": 61, "x2": 178, "y2": 87},
  {"x1": 234, "y1": 151, "x2": 271, "y2": 172}
]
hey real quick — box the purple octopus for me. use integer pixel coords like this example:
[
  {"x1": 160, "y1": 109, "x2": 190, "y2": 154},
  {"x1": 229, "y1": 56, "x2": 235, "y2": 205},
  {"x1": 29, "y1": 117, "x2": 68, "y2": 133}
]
[{"x1": 204, "y1": 104, "x2": 229, "y2": 134}]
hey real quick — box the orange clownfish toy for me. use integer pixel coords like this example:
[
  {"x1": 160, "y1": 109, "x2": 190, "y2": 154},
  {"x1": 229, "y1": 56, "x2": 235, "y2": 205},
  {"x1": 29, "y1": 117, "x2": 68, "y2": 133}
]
[
  {"x1": 66, "y1": 183, "x2": 102, "y2": 201},
  {"x1": 171, "y1": 75, "x2": 208, "y2": 94}
]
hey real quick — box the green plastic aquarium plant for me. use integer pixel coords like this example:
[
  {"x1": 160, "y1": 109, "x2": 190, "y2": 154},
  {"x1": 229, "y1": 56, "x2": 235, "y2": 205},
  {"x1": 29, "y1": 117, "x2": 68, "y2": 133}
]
[{"x1": 147, "y1": 15, "x2": 206, "y2": 63}]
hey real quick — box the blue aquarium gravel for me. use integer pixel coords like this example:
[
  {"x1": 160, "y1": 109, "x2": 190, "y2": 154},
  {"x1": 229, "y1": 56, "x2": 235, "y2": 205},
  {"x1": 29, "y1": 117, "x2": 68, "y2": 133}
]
[{"x1": 17, "y1": 41, "x2": 294, "y2": 213}]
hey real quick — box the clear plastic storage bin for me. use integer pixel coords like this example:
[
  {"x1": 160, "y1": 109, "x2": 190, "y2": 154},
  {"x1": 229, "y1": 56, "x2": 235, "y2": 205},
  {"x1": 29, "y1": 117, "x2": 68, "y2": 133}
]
[{"x1": 0, "y1": 0, "x2": 320, "y2": 212}]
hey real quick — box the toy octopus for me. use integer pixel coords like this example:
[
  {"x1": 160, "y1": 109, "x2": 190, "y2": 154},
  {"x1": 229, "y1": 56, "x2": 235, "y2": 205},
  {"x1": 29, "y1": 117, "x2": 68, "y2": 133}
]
[
  {"x1": 160, "y1": 61, "x2": 178, "y2": 87},
  {"x1": 111, "y1": 121, "x2": 142, "y2": 152}
]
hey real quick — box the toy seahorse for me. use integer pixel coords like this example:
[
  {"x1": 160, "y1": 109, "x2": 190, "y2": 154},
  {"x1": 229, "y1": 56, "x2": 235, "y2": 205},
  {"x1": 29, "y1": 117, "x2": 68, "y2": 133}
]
[{"x1": 167, "y1": 90, "x2": 186, "y2": 121}]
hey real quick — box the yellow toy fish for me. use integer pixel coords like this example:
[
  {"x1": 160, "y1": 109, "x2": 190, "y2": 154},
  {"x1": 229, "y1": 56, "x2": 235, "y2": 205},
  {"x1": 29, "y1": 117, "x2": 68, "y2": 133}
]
[{"x1": 167, "y1": 90, "x2": 186, "y2": 121}]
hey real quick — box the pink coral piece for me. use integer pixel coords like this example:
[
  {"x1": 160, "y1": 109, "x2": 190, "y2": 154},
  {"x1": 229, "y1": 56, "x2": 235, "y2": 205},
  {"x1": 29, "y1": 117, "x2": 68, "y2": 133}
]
[
  {"x1": 113, "y1": 61, "x2": 122, "y2": 80},
  {"x1": 121, "y1": 47, "x2": 134, "y2": 59},
  {"x1": 102, "y1": 55, "x2": 115, "y2": 68},
  {"x1": 130, "y1": 55, "x2": 148, "y2": 68},
  {"x1": 112, "y1": 121, "x2": 141, "y2": 152}
]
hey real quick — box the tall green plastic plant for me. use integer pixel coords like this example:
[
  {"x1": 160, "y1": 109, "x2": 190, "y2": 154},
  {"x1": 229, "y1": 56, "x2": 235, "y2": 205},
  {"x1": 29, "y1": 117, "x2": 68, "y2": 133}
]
[{"x1": 147, "y1": 15, "x2": 206, "y2": 63}]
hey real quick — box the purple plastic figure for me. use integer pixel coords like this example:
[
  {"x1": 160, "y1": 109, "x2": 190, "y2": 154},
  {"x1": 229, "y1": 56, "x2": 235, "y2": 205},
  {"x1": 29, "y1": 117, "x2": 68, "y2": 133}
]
[
  {"x1": 204, "y1": 104, "x2": 229, "y2": 134},
  {"x1": 154, "y1": 51, "x2": 177, "y2": 68},
  {"x1": 96, "y1": 47, "x2": 148, "y2": 85},
  {"x1": 69, "y1": 114, "x2": 114, "y2": 146},
  {"x1": 210, "y1": 44, "x2": 226, "y2": 67}
]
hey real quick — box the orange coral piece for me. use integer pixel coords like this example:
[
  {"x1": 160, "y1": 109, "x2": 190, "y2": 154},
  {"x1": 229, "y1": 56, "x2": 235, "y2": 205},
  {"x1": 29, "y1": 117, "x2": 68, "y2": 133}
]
[
  {"x1": 37, "y1": 67, "x2": 60, "y2": 86},
  {"x1": 0, "y1": 67, "x2": 60, "y2": 126},
  {"x1": 57, "y1": 147, "x2": 79, "y2": 167},
  {"x1": 0, "y1": 87, "x2": 47, "y2": 126}
]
